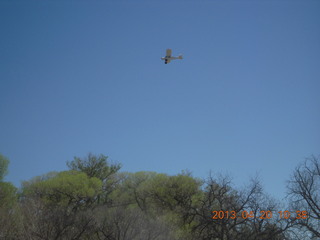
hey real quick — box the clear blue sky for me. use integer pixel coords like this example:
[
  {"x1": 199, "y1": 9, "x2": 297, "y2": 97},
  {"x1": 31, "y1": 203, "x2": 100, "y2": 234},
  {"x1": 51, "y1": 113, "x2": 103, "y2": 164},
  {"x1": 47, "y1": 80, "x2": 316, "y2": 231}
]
[{"x1": 1, "y1": 0, "x2": 319, "y2": 200}]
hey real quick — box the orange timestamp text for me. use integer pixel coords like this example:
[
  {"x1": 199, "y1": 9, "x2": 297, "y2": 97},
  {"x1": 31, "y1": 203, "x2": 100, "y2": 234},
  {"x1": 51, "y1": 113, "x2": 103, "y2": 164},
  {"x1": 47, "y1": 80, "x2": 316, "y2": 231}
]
[{"x1": 211, "y1": 210, "x2": 308, "y2": 220}]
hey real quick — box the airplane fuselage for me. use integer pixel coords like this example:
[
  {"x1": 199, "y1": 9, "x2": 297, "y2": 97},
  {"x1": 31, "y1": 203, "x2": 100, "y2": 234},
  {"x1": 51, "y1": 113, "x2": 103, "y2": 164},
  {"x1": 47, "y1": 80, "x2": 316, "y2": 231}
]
[
  {"x1": 161, "y1": 55, "x2": 183, "y2": 64},
  {"x1": 161, "y1": 56, "x2": 182, "y2": 60}
]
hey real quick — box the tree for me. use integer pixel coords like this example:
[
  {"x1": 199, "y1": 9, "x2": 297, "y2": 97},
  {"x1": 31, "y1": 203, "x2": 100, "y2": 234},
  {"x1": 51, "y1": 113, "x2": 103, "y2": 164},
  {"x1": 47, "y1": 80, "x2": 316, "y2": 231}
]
[
  {"x1": 20, "y1": 197, "x2": 98, "y2": 240},
  {"x1": 0, "y1": 182, "x2": 17, "y2": 209},
  {"x1": 287, "y1": 156, "x2": 320, "y2": 239},
  {"x1": 108, "y1": 171, "x2": 202, "y2": 239},
  {"x1": 0, "y1": 182, "x2": 20, "y2": 240},
  {"x1": 110, "y1": 171, "x2": 157, "y2": 210},
  {"x1": 23, "y1": 171, "x2": 102, "y2": 209},
  {"x1": 0, "y1": 154, "x2": 20, "y2": 240},
  {"x1": 20, "y1": 171, "x2": 103, "y2": 239},
  {"x1": 67, "y1": 153, "x2": 121, "y2": 205},
  {"x1": 190, "y1": 174, "x2": 289, "y2": 240},
  {"x1": 67, "y1": 153, "x2": 121, "y2": 182},
  {"x1": 94, "y1": 205, "x2": 175, "y2": 240},
  {"x1": 0, "y1": 154, "x2": 9, "y2": 181}
]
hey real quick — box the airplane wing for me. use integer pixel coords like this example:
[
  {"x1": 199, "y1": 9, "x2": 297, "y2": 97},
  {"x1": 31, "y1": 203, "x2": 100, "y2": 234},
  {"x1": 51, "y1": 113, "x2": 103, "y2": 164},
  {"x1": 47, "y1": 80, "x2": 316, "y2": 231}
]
[{"x1": 166, "y1": 49, "x2": 172, "y2": 57}]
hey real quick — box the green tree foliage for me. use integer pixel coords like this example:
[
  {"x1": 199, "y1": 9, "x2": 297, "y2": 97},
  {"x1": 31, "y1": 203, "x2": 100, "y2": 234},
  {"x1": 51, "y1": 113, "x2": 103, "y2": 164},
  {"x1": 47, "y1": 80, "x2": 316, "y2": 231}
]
[
  {"x1": 147, "y1": 173, "x2": 202, "y2": 210},
  {"x1": 20, "y1": 170, "x2": 103, "y2": 239},
  {"x1": 111, "y1": 171, "x2": 157, "y2": 210},
  {"x1": 0, "y1": 154, "x2": 9, "y2": 181},
  {"x1": 0, "y1": 184, "x2": 20, "y2": 240},
  {"x1": 23, "y1": 171, "x2": 102, "y2": 209},
  {"x1": 67, "y1": 153, "x2": 121, "y2": 205},
  {"x1": 0, "y1": 155, "x2": 20, "y2": 240},
  {"x1": 0, "y1": 182, "x2": 17, "y2": 209},
  {"x1": 110, "y1": 171, "x2": 203, "y2": 239},
  {"x1": 113, "y1": 171, "x2": 202, "y2": 214}
]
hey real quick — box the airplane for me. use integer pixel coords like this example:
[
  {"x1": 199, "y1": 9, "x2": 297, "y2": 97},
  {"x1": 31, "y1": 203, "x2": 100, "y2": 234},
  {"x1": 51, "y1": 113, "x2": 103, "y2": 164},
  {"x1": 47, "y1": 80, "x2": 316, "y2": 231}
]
[{"x1": 161, "y1": 49, "x2": 183, "y2": 64}]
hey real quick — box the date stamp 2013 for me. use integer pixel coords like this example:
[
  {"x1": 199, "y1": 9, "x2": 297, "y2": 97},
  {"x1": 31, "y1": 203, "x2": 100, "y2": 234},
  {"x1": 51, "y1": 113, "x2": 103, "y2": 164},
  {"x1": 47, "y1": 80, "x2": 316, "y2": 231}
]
[{"x1": 211, "y1": 210, "x2": 308, "y2": 220}]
